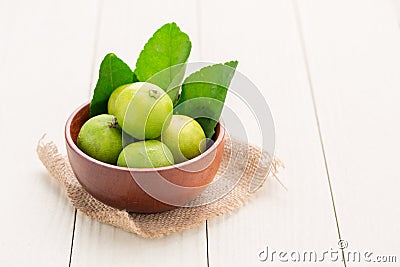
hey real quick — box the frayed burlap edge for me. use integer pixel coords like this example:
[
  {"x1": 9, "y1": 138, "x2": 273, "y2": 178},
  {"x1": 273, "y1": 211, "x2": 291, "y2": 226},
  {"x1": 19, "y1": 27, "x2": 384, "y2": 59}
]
[{"x1": 36, "y1": 136, "x2": 283, "y2": 238}]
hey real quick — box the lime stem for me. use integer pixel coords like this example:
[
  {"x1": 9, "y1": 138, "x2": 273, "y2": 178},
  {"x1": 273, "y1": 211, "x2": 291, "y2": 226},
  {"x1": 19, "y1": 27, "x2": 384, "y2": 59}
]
[{"x1": 108, "y1": 116, "x2": 119, "y2": 128}]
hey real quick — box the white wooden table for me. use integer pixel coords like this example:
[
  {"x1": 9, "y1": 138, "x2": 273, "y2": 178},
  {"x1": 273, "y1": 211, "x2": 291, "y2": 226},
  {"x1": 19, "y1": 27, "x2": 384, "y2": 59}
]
[{"x1": 1, "y1": 0, "x2": 400, "y2": 266}]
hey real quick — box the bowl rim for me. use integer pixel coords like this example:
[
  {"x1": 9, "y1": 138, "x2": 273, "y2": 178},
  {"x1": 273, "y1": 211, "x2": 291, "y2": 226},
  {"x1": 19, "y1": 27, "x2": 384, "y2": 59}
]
[{"x1": 65, "y1": 101, "x2": 225, "y2": 172}]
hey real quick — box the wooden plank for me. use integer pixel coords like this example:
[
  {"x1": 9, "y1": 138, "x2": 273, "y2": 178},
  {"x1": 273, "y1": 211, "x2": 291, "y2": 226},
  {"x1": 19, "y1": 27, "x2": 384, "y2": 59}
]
[
  {"x1": 70, "y1": 1, "x2": 207, "y2": 266},
  {"x1": 0, "y1": 0, "x2": 99, "y2": 266},
  {"x1": 199, "y1": 0, "x2": 343, "y2": 266},
  {"x1": 297, "y1": 0, "x2": 400, "y2": 262},
  {"x1": 72, "y1": 214, "x2": 206, "y2": 267}
]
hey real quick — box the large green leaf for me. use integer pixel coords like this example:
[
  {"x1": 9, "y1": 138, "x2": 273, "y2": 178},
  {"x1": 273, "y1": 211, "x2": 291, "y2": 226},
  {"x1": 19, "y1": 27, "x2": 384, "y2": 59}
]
[
  {"x1": 90, "y1": 53, "x2": 135, "y2": 117},
  {"x1": 135, "y1": 22, "x2": 191, "y2": 102},
  {"x1": 175, "y1": 61, "x2": 238, "y2": 138}
]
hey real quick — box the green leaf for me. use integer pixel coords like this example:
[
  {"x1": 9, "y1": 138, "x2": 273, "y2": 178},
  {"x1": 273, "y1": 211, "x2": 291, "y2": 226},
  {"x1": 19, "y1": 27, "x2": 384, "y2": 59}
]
[
  {"x1": 135, "y1": 22, "x2": 191, "y2": 102},
  {"x1": 175, "y1": 61, "x2": 238, "y2": 138},
  {"x1": 90, "y1": 53, "x2": 136, "y2": 117}
]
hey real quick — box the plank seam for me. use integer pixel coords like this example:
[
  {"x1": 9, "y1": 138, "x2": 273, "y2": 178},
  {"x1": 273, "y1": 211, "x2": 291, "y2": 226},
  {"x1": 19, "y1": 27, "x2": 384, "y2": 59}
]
[
  {"x1": 197, "y1": 2, "x2": 209, "y2": 266},
  {"x1": 206, "y1": 220, "x2": 210, "y2": 267},
  {"x1": 291, "y1": 1, "x2": 347, "y2": 266},
  {"x1": 68, "y1": 210, "x2": 77, "y2": 267},
  {"x1": 69, "y1": 1, "x2": 104, "y2": 266},
  {"x1": 88, "y1": 0, "x2": 104, "y2": 98}
]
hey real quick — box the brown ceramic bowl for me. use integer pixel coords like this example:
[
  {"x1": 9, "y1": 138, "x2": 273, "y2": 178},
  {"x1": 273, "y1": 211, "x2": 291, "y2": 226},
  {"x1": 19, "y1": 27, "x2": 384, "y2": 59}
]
[{"x1": 65, "y1": 102, "x2": 225, "y2": 213}]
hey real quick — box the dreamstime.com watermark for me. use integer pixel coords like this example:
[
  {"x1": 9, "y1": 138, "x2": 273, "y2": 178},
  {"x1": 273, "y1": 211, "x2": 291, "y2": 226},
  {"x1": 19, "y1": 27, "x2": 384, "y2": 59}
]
[{"x1": 258, "y1": 240, "x2": 397, "y2": 263}]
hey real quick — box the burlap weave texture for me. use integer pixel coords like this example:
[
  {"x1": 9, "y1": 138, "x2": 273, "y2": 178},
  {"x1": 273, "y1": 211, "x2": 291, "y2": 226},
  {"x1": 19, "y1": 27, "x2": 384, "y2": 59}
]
[{"x1": 37, "y1": 137, "x2": 282, "y2": 238}]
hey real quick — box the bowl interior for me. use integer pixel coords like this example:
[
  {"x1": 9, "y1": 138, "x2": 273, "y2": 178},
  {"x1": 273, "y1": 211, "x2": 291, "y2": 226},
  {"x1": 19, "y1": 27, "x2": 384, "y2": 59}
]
[{"x1": 69, "y1": 103, "x2": 89, "y2": 144}]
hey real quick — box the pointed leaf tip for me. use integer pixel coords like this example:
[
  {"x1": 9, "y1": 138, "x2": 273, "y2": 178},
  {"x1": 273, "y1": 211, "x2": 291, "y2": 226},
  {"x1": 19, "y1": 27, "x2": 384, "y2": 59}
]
[{"x1": 89, "y1": 54, "x2": 134, "y2": 117}]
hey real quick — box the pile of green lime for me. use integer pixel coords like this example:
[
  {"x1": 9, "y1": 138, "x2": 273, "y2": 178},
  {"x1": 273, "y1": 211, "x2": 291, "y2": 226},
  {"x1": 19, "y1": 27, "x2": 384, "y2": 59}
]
[{"x1": 76, "y1": 22, "x2": 237, "y2": 168}]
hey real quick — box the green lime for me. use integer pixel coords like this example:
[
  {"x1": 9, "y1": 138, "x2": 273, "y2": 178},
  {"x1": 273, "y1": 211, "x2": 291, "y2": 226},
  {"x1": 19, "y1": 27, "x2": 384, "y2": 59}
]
[
  {"x1": 117, "y1": 140, "x2": 174, "y2": 168},
  {"x1": 114, "y1": 85, "x2": 139, "y2": 128},
  {"x1": 107, "y1": 84, "x2": 131, "y2": 115},
  {"x1": 77, "y1": 114, "x2": 123, "y2": 164},
  {"x1": 161, "y1": 115, "x2": 206, "y2": 163},
  {"x1": 114, "y1": 82, "x2": 173, "y2": 140}
]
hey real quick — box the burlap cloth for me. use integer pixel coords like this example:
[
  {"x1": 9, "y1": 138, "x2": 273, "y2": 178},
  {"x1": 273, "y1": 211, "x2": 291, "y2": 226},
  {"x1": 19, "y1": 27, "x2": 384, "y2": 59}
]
[{"x1": 36, "y1": 137, "x2": 283, "y2": 238}]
